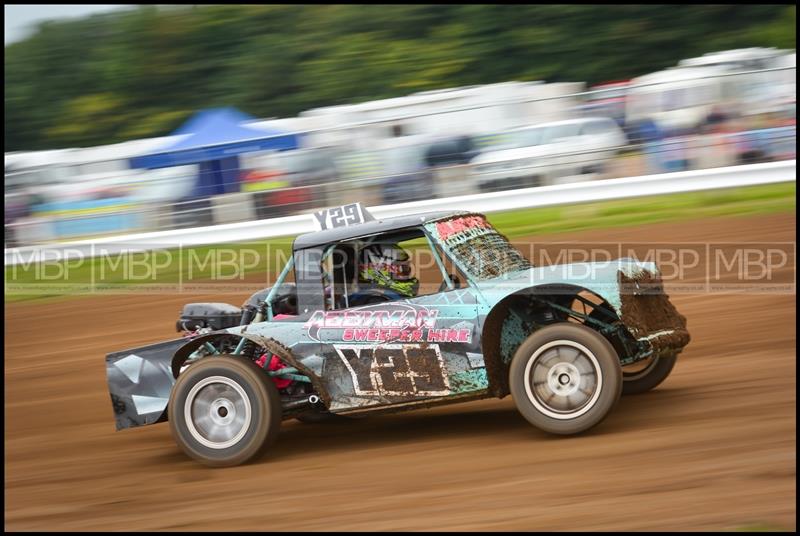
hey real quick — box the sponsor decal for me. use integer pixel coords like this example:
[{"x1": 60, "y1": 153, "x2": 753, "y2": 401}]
[
  {"x1": 334, "y1": 344, "x2": 451, "y2": 397},
  {"x1": 435, "y1": 215, "x2": 492, "y2": 241},
  {"x1": 304, "y1": 308, "x2": 471, "y2": 343},
  {"x1": 306, "y1": 309, "x2": 439, "y2": 329}
]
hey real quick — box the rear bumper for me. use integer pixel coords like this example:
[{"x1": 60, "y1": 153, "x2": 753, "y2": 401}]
[{"x1": 106, "y1": 339, "x2": 184, "y2": 430}]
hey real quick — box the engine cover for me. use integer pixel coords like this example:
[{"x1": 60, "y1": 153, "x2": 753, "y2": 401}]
[{"x1": 176, "y1": 302, "x2": 243, "y2": 332}]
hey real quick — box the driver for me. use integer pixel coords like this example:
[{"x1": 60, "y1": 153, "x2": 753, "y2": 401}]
[{"x1": 357, "y1": 243, "x2": 419, "y2": 299}]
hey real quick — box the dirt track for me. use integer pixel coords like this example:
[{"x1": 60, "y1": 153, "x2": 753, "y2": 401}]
[{"x1": 5, "y1": 212, "x2": 796, "y2": 531}]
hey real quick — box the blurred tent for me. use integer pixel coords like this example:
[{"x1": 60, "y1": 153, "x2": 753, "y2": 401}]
[{"x1": 129, "y1": 107, "x2": 300, "y2": 198}]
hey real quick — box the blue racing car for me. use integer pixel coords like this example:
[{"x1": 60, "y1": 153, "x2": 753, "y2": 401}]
[{"x1": 106, "y1": 204, "x2": 690, "y2": 466}]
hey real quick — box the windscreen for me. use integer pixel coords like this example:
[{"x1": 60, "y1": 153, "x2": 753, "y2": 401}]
[{"x1": 426, "y1": 214, "x2": 531, "y2": 280}]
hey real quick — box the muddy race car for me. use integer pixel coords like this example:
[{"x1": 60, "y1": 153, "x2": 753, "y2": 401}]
[{"x1": 106, "y1": 203, "x2": 690, "y2": 467}]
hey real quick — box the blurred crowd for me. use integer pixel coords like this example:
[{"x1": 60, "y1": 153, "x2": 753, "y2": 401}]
[{"x1": 4, "y1": 48, "x2": 796, "y2": 247}]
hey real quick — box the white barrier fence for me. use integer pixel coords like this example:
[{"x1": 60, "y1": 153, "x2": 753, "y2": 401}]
[{"x1": 4, "y1": 160, "x2": 795, "y2": 266}]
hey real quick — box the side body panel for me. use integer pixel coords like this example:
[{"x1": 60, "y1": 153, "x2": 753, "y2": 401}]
[{"x1": 231, "y1": 288, "x2": 485, "y2": 412}]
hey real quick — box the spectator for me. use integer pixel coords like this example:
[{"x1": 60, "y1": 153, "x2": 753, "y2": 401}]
[{"x1": 701, "y1": 105, "x2": 730, "y2": 134}]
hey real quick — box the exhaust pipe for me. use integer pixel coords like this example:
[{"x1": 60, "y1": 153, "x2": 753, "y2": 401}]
[{"x1": 282, "y1": 394, "x2": 322, "y2": 411}]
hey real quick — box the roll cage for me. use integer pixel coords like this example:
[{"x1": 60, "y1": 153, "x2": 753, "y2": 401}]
[{"x1": 270, "y1": 222, "x2": 468, "y2": 321}]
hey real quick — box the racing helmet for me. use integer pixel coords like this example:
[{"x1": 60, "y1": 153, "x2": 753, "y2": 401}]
[{"x1": 358, "y1": 243, "x2": 419, "y2": 298}]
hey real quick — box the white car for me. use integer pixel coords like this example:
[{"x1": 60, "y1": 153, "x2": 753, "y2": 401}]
[{"x1": 469, "y1": 117, "x2": 627, "y2": 191}]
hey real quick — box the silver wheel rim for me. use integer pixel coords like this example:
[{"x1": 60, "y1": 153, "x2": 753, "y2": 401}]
[
  {"x1": 184, "y1": 376, "x2": 252, "y2": 450},
  {"x1": 622, "y1": 355, "x2": 660, "y2": 381},
  {"x1": 523, "y1": 340, "x2": 603, "y2": 420}
]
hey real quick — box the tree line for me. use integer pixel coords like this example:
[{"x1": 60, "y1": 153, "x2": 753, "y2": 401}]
[{"x1": 4, "y1": 4, "x2": 795, "y2": 152}]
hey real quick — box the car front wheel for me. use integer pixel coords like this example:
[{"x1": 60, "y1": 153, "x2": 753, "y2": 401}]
[{"x1": 509, "y1": 323, "x2": 622, "y2": 435}]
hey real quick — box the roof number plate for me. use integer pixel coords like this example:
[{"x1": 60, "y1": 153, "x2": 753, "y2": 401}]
[{"x1": 312, "y1": 203, "x2": 373, "y2": 231}]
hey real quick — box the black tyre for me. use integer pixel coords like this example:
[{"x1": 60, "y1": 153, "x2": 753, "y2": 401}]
[
  {"x1": 168, "y1": 355, "x2": 281, "y2": 467},
  {"x1": 621, "y1": 354, "x2": 677, "y2": 395},
  {"x1": 509, "y1": 323, "x2": 622, "y2": 435}
]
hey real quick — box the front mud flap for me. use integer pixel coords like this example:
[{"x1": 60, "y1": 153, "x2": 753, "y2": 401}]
[
  {"x1": 618, "y1": 271, "x2": 691, "y2": 355},
  {"x1": 106, "y1": 339, "x2": 185, "y2": 430}
]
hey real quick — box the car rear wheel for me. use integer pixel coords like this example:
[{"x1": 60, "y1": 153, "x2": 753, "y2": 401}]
[
  {"x1": 621, "y1": 354, "x2": 677, "y2": 395},
  {"x1": 509, "y1": 323, "x2": 622, "y2": 435},
  {"x1": 168, "y1": 355, "x2": 281, "y2": 467}
]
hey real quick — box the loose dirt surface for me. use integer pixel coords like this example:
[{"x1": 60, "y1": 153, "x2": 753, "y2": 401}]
[{"x1": 5, "y1": 212, "x2": 796, "y2": 531}]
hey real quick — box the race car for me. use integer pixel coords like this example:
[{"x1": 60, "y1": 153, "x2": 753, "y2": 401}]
[{"x1": 106, "y1": 203, "x2": 690, "y2": 467}]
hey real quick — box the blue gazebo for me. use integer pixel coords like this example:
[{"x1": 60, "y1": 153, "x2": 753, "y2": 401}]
[{"x1": 130, "y1": 107, "x2": 300, "y2": 198}]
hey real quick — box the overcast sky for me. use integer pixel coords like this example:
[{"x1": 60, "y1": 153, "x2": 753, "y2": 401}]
[{"x1": 5, "y1": 5, "x2": 134, "y2": 45}]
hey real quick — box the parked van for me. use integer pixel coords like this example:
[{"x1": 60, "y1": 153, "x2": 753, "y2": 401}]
[
  {"x1": 469, "y1": 117, "x2": 627, "y2": 192},
  {"x1": 626, "y1": 48, "x2": 795, "y2": 135}
]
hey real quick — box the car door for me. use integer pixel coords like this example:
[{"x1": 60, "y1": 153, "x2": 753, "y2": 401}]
[
  {"x1": 314, "y1": 228, "x2": 484, "y2": 412},
  {"x1": 329, "y1": 290, "x2": 481, "y2": 409}
]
